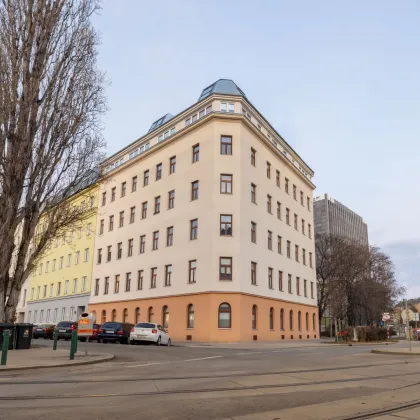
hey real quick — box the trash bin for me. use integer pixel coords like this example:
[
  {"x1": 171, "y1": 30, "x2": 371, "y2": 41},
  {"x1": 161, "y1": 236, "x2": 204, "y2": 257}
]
[
  {"x1": 0, "y1": 323, "x2": 15, "y2": 350},
  {"x1": 14, "y1": 323, "x2": 33, "y2": 349}
]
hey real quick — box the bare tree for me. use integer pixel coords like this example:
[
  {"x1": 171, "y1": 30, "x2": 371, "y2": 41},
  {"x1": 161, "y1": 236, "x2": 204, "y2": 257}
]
[{"x1": 0, "y1": 0, "x2": 106, "y2": 321}]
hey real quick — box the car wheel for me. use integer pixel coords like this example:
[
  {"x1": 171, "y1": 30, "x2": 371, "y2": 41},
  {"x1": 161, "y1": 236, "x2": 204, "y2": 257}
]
[
  {"x1": 50, "y1": 335, "x2": 54, "y2": 340},
  {"x1": 44, "y1": 336, "x2": 48, "y2": 340},
  {"x1": 167, "y1": 339, "x2": 171, "y2": 347},
  {"x1": 97, "y1": 339, "x2": 102, "y2": 343},
  {"x1": 103, "y1": 340, "x2": 108, "y2": 344},
  {"x1": 65, "y1": 338, "x2": 69, "y2": 341},
  {"x1": 156, "y1": 337, "x2": 161, "y2": 346}
]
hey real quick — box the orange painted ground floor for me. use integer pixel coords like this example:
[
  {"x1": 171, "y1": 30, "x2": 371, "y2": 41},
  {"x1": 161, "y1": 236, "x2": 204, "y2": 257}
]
[{"x1": 88, "y1": 292, "x2": 319, "y2": 342}]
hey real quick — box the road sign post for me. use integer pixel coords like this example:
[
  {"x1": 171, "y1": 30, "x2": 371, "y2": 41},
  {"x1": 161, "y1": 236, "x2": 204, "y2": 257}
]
[
  {"x1": 70, "y1": 329, "x2": 78, "y2": 360},
  {"x1": 1, "y1": 330, "x2": 9, "y2": 366},
  {"x1": 77, "y1": 312, "x2": 93, "y2": 356},
  {"x1": 53, "y1": 328, "x2": 58, "y2": 351}
]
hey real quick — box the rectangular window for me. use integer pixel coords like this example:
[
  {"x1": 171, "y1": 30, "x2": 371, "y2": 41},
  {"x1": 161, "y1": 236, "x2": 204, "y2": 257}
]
[
  {"x1": 169, "y1": 156, "x2": 176, "y2": 174},
  {"x1": 302, "y1": 219, "x2": 305, "y2": 235},
  {"x1": 288, "y1": 274, "x2": 292, "y2": 293},
  {"x1": 43, "y1": 285, "x2": 47, "y2": 297},
  {"x1": 189, "y1": 260, "x2": 197, "y2": 283},
  {"x1": 154, "y1": 196, "x2": 161, "y2": 214},
  {"x1": 268, "y1": 268, "x2": 273, "y2": 289},
  {"x1": 125, "y1": 272, "x2": 131, "y2": 292},
  {"x1": 192, "y1": 144, "x2": 200, "y2": 163},
  {"x1": 220, "y1": 174, "x2": 232, "y2": 194},
  {"x1": 142, "y1": 201, "x2": 147, "y2": 219},
  {"x1": 287, "y1": 241, "x2": 291, "y2": 258},
  {"x1": 39, "y1": 263, "x2": 43, "y2": 274},
  {"x1": 95, "y1": 279, "x2": 99, "y2": 296},
  {"x1": 57, "y1": 282, "x2": 61, "y2": 295},
  {"x1": 119, "y1": 211, "x2": 124, "y2": 227},
  {"x1": 111, "y1": 187, "x2": 116, "y2": 202},
  {"x1": 129, "y1": 207, "x2": 135, "y2": 223},
  {"x1": 266, "y1": 161, "x2": 271, "y2": 179},
  {"x1": 167, "y1": 226, "x2": 173, "y2": 246},
  {"x1": 251, "y1": 221, "x2": 257, "y2": 243},
  {"x1": 165, "y1": 265, "x2": 172, "y2": 286},
  {"x1": 220, "y1": 136, "x2": 232, "y2": 155},
  {"x1": 99, "y1": 219, "x2": 104, "y2": 235},
  {"x1": 75, "y1": 251, "x2": 80, "y2": 265},
  {"x1": 251, "y1": 148, "x2": 256, "y2": 166},
  {"x1": 251, "y1": 183, "x2": 256, "y2": 203},
  {"x1": 128, "y1": 239, "x2": 133, "y2": 257},
  {"x1": 82, "y1": 276, "x2": 87, "y2": 292},
  {"x1": 152, "y1": 231, "x2": 159, "y2": 250},
  {"x1": 295, "y1": 245, "x2": 299, "y2": 262},
  {"x1": 294, "y1": 214, "x2": 298, "y2": 230},
  {"x1": 279, "y1": 271, "x2": 283, "y2": 291},
  {"x1": 156, "y1": 163, "x2": 162, "y2": 180},
  {"x1": 117, "y1": 242, "x2": 122, "y2": 259},
  {"x1": 140, "y1": 235, "x2": 146, "y2": 253},
  {"x1": 52, "y1": 259, "x2": 56, "y2": 271},
  {"x1": 267, "y1": 195, "x2": 272, "y2": 213},
  {"x1": 303, "y1": 248, "x2": 306, "y2": 265},
  {"x1": 309, "y1": 252, "x2": 313, "y2": 268},
  {"x1": 107, "y1": 245, "x2": 112, "y2": 262},
  {"x1": 276, "y1": 170, "x2": 280, "y2": 187},
  {"x1": 168, "y1": 190, "x2": 175, "y2": 209},
  {"x1": 84, "y1": 248, "x2": 89, "y2": 262},
  {"x1": 132, "y1": 176, "x2": 137, "y2": 192},
  {"x1": 121, "y1": 182, "x2": 126, "y2": 197},
  {"x1": 304, "y1": 279, "x2": 308, "y2": 297},
  {"x1": 97, "y1": 248, "x2": 102, "y2": 264},
  {"x1": 191, "y1": 180, "x2": 199, "y2": 200},
  {"x1": 104, "y1": 277, "x2": 109, "y2": 295},
  {"x1": 72, "y1": 279, "x2": 77, "y2": 293},
  {"x1": 49, "y1": 284, "x2": 53, "y2": 296},
  {"x1": 307, "y1": 196, "x2": 311, "y2": 211},
  {"x1": 190, "y1": 219, "x2": 198, "y2": 240},
  {"x1": 285, "y1": 208, "x2": 290, "y2": 225},
  {"x1": 251, "y1": 262, "x2": 257, "y2": 285},
  {"x1": 277, "y1": 235, "x2": 282, "y2": 254},
  {"x1": 220, "y1": 214, "x2": 232, "y2": 236},
  {"x1": 67, "y1": 254, "x2": 72, "y2": 267},
  {"x1": 59, "y1": 256, "x2": 63, "y2": 269},
  {"x1": 114, "y1": 275, "x2": 120, "y2": 293},
  {"x1": 277, "y1": 201, "x2": 282, "y2": 220},
  {"x1": 109, "y1": 215, "x2": 114, "y2": 231},
  {"x1": 102, "y1": 192, "x2": 106, "y2": 206},
  {"x1": 311, "y1": 282, "x2": 314, "y2": 299},
  {"x1": 296, "y1": 277, "x2": 300, "y2": 295},
  {"x1": 308, "y1": 224, "x2": 312, "y2": 239},
  {"x1": 300, "y1": 191, "x2": 304, "y2": 206},
  {"x1": 150, "y1": 267, "x2": 157, "y2": 288},
  {"x1": 137, "y1": 270, "x2": 143, "y2": 290},
  {"x1": 45, "y1": 261, "x2": 50, "y2": 272},
  {"x1": 219, "y1": 257, "x2": 232, "y2": 280},
  {"x1": 64, "y1": 280, "x2": 69, "y2": 295},
  {"x1": 268, "y1": 230, "x2": 272, "y2": 250},
  {"x1": 143, "y1": 170, "x2": 149, "y2": 186},
  {"x1": 285, "y1": 178, "x2": 289, "y2": 194}
]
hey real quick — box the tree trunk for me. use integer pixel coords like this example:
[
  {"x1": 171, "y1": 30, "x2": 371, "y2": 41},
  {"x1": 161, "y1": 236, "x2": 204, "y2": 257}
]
[{"x1": 5, "y1": 283, "x2": 21, "y2": 322}]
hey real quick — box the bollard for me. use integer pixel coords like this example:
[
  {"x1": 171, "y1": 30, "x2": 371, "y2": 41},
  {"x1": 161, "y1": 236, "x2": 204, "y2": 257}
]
[
  {"x1": 69, "y1": 329, "x2": 78, "y2": 360},
  {"x1": 1, "y1": 330, "x2": 10, "y2": 366},
  {"x1": 53, "y1": 329, "x2": 58, "y2": 351}
]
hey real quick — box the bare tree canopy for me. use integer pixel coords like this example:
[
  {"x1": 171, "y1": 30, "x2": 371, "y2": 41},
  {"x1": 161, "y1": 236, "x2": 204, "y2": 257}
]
[
  {"x1": 316, "y1": 234, "x2": 403, "y2": 327},
  {"x1": 0, "y1": 0, "x2": 106, "y2": 321}
]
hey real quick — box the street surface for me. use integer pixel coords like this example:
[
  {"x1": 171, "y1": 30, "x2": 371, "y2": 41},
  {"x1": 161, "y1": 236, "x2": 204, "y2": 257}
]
[{"x1": 1, "y1": 340, "x2": 420, "y2": 419}]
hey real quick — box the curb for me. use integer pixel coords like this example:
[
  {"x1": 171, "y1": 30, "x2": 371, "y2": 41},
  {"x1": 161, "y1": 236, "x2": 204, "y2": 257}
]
[
  {"x1": 0, "y1": 353, "x2": 115, "y2": 372},
  {"x1": 372, "y1": 349, "x2": 420, "y2": 356},
  {"x1": 322, "y1": 341, "x2": 398, "y2": 346}
]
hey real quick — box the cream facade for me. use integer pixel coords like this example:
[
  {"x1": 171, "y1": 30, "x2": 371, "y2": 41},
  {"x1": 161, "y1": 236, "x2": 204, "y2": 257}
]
[{"x1": 89, "y1": 79, "x2": 318, "y2": 342}]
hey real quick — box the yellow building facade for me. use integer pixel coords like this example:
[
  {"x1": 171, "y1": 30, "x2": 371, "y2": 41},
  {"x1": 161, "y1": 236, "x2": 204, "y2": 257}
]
[{"x1": 26, "y1": 181, "x2": 99, "y2": 324}]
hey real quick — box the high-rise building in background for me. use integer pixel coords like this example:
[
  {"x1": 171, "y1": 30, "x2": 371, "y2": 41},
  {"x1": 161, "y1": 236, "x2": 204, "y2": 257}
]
[
  {"x1": 313, "y1": 194, "x2": 368, "y2": 245},
  {"x1": 88, "y1": 79, "x2": 319, "y2": 342}
]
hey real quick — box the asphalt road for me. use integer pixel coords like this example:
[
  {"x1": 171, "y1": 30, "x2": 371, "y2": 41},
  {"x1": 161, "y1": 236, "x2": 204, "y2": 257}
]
[{"x1": 1, "y1": 340, "x2": 420, "y2": 420}]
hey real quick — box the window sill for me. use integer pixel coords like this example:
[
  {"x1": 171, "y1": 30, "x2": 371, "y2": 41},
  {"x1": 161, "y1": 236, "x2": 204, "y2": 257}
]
[{"x1": 218, "y1": 328, "x2": 231, "y2": 330}]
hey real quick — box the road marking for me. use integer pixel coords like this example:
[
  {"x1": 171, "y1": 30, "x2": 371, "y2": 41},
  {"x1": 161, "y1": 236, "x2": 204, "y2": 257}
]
[
  {"x1": 126, "y1": 362, "x2": 165, "y2": 368},
  {"x1": 182, "y1": 356, "x2": 223, "y2": 362},
  {"x1": 235, "y1": 352, "x2": 263, "y2": 355}
]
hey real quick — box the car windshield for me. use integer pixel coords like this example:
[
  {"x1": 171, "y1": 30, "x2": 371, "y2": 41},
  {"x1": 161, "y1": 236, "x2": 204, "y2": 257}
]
[
  {"x1": 56, "y1": 322, "x2": 73, "y2": 327},
  {"x1": 102, "y1": 322, "x2": 121, "y2": 328},
  {"x1": 135, "y1": 323, "x2": 156, "y2": 329}
]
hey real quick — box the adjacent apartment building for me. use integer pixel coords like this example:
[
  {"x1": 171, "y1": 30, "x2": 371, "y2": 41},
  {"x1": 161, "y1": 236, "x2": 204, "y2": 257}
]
[
  {"x1": 313, "y1": 194, "x2": 368, "y2": 245},
  {"x1": 25, "y1": 175, "x2": 99, "y2": 325},
  {"x1": 88, "y1": 79, "x2": 318, "y2": 342}
]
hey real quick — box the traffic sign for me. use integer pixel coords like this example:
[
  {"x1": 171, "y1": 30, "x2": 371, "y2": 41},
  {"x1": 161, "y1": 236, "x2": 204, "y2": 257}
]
[{"x1": 78, "y1": 312, "x2": 93, "y2": 336}]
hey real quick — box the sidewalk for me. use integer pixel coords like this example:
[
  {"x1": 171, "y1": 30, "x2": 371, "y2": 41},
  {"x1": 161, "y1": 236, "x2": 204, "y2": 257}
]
[{"x1": 0, "y1": 347, "x2": 114, "y2": 371}]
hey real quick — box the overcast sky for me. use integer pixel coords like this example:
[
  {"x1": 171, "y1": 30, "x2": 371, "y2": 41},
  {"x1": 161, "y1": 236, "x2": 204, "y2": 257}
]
[{"x1": 92, "y1": 0, "x2": 420, "y2": 298}]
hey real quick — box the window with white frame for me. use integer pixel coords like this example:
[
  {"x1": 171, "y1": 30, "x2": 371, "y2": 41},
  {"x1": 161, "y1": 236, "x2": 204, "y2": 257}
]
[{"x1": 82, "y1": 276, "x2": 87, "y2": 292}]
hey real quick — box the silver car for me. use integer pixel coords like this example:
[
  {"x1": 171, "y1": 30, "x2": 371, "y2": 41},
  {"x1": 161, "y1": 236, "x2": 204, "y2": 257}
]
[{"x1": 129, "y1": 322, "x2": 171, "y2": 346}]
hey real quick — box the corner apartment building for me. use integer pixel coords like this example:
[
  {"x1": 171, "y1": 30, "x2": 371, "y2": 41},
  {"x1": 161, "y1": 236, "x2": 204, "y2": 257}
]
[
  {"x1": 89, "y1": 79, "x2": 318, "y2": 342},
  {"x1": 26, "y1": 176, "x2": 99, "y2": 324},
  {"x1": 313, "y1": 194, "x2": 368, "y2": 245}
]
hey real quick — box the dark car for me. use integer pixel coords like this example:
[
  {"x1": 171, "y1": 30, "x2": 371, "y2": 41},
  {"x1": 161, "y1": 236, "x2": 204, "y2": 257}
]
[
  {"x1": 98, "y1": 322, "x2": 133, "y2": 344},
  {"x1": 33, "y1": 324, "x2": 56, "y2": 340},
  {"x1": 55, "y1": 321, "x2": 78, "y2": 340},
  {"x1": 78, "y1": 324, "x2": 101, "y2": 342}
]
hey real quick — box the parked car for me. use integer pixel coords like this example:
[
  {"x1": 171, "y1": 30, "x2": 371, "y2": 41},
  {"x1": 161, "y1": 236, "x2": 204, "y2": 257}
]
[
  {"x1": 78, "y1": 324, "x2": 101, "y2": 342},
  {"x1": 33, "y1": 324, "x2": 56, "y2": 340},
  {"x1": 55, "y1": 321, "x2": 78, "y2": 340},
  {"x1": 98, "y1": 322, "x2": 133, "y2": 344},
  {"x1": 129, "y1": 322, "x2": 171, "y2": 346}
]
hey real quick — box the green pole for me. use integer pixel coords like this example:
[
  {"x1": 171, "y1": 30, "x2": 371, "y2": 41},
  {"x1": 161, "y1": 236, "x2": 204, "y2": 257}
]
[
  {"x1": 1, "y1": 330, "x2": 10, "y2": 366},
  {"x1": 69, "y1": 330, "x2": 77, "y2": 360},
  {"x1": 53, "y1": 329, "x2": 58, "y2": 351}
]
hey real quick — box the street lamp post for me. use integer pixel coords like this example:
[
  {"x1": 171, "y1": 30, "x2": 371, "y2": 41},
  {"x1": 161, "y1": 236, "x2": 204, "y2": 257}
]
[{"x1": 405, "y1": 299, "x2": 412, "y2": 352}]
